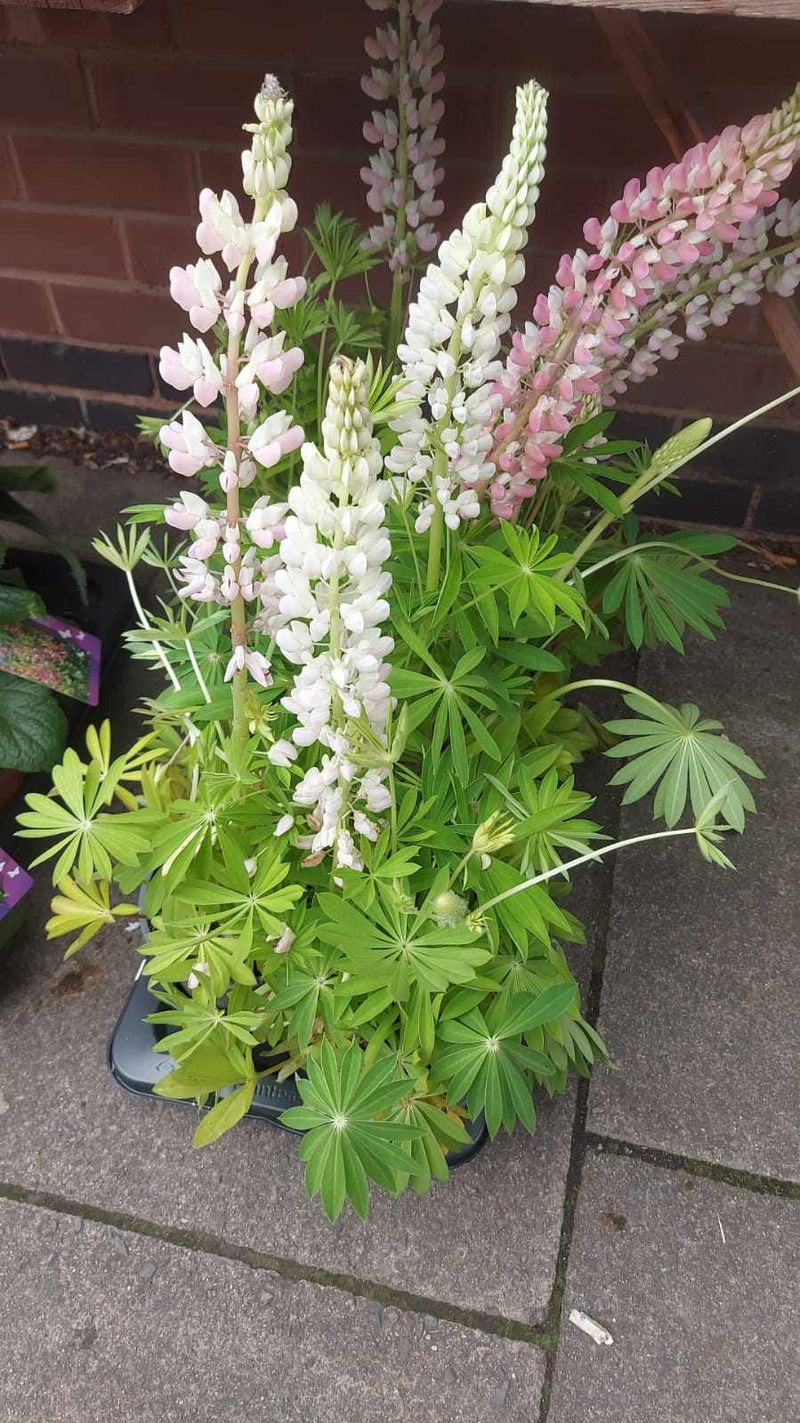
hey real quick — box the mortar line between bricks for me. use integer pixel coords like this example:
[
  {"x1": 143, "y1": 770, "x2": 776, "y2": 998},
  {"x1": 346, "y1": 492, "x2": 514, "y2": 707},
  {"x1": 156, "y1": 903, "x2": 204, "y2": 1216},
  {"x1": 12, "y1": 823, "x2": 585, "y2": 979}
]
[
  {"x1": 0, "y1": 1179, "x2": 551, "y2": 1349},
  {"x1": 583, "y1": 1134, "x2": 800, "y2": 1200},
  {"x1": 536, "y1": 674, "x2": 632, "y2": 1423}
]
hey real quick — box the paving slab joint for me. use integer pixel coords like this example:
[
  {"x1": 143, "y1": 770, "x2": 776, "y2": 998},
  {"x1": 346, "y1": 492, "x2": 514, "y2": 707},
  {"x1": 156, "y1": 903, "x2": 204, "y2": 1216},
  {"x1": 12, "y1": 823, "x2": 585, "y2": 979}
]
[
  {"x1": 0, "y1": 1179, "x2": 552, "y2": 1349},
  {"x1": 536, "y1": 720, "x2": 630, "y2": 1423},
  {"x1": 585, "y1": 1134, "x2": 800, "y2": 1201}
]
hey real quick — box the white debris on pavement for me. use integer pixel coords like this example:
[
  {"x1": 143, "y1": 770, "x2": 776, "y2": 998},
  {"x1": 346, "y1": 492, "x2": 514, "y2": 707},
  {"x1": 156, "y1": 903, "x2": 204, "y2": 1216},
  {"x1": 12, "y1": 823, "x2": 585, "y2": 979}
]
[{"x1": 569, "y1": 1309, "x2": 614, "y2": 1346}]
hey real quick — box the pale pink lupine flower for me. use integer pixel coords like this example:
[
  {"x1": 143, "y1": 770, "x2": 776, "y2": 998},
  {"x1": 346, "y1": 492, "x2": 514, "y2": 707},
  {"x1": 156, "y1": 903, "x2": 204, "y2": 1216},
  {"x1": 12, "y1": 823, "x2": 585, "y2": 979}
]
[
  {"x1": 160, "y1": 411, "x2": 220, "y2": 477},
  {"x1": 159, "y1": 335, "x2": 224, "y2": 407},
  {"x1": 248, "y1": 412, "x2": 304, "y2": 468},
  {"x1": 490, "y1": 84, "x2": 800, "y2": 518},
  {"x1": 169, "y1": 259, "x2": 222, "y2": 333}
]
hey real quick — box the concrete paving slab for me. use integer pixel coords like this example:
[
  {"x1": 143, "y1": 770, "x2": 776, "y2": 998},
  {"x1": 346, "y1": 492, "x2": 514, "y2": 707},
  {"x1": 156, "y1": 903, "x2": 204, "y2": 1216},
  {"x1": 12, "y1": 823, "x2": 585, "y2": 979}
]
[
  {"x1": 0, "y1": 1196, "x2": 545, "y2": 1423},
  {"x1": 0, "y1": 453, "x2": 174, "y2": 560},
  {"x1": 0, "y1": 878, "x2": 576, "y2": 1323},
  {"x1": 587, "y1": 578, "x2": 800, "y2": 1180},
  {"x1": 547, "y1": 1151, "x2": 800, "y2": 1423}
]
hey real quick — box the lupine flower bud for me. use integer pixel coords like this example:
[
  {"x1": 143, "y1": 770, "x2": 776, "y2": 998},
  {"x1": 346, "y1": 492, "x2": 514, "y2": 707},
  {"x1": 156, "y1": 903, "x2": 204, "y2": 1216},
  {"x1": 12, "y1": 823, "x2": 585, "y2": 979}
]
[{"x1": 648, "y1": 418, "x2": 712, "y2": 479}]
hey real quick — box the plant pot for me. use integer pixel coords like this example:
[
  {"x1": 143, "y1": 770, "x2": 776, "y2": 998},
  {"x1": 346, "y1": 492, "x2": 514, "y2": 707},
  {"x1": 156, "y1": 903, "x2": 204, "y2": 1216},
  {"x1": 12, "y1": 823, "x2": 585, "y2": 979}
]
[{"x1": 108, "y1": 967, "x2": 489, "y2": 1169}]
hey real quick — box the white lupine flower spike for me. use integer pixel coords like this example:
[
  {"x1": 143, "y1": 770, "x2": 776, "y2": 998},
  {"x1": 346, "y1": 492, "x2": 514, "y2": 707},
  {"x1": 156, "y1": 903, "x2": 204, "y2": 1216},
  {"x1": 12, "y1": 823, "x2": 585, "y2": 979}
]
[
  {"x1": 267, "y1": 356, "x2": 394, "y2": 872},
  {"x1": 387, "y1": 80, "x2": 548, "y2": 542}
]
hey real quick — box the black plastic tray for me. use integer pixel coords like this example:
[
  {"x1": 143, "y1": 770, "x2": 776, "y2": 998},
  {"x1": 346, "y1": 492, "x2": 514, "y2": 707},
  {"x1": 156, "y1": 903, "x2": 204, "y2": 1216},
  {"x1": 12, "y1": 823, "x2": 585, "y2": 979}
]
[{"x1": 109, "y1": 968, "x2": 489, "y2": 1167}]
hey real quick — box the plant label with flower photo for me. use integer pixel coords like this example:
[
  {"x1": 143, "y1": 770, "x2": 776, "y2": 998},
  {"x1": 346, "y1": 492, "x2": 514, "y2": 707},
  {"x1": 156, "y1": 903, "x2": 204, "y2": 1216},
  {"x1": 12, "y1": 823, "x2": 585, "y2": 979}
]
[
  {"x1": 0, "y1": 849, "x2": 33, "y2": 924},
  {"x1": 0, "y1": 613, "x2": 101, "y2": 706}
]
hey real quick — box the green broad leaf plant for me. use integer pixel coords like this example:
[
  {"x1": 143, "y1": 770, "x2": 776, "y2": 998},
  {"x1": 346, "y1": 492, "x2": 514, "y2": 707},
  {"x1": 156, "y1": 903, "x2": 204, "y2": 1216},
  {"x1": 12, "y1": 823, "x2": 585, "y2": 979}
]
[{"x1": 18, "y1": 58, "x2": 800, "y2": 1222}]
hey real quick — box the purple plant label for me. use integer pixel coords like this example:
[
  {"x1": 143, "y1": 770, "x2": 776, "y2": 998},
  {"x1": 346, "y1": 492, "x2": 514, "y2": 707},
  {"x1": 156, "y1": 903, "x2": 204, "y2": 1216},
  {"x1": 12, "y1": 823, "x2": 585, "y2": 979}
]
[
  {"x1": 0, "y1": 613, "x2": 101, "y2": 705},
  {"x1": 0, "y1": 849, "x2": 33, "y2": 919}
]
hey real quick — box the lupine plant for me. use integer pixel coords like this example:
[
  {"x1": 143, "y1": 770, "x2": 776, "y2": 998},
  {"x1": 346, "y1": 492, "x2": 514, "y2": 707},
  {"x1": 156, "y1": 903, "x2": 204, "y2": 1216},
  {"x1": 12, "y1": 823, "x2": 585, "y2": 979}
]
[{"x1": 17, "y1": 5, "x2": 800, "y2": 1221}]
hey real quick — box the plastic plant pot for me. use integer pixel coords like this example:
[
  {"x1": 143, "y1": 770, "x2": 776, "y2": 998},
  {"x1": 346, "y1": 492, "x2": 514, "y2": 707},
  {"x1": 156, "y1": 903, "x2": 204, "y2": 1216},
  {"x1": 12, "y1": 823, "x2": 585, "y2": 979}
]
[{"x1": 108, "y1": 965, "x2": 489, "y2": 1169}]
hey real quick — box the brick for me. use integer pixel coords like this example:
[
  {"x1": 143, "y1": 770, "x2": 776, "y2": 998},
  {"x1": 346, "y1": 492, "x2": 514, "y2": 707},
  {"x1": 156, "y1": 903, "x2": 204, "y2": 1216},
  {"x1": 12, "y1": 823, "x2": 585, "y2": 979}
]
[
  {"x1": 644, "y1": 341, "x2": 800, "y2": 423},
  {"x1": 197, "y1": 146, "x2": 242, "y2": 196},
  {"x1": 0, "y1": 336, "x2": 152, "y2": 395},
  {"x1": 532, "y1": 165, "x2": 629, "y2": 255},
  {"x1": 293, "y1": 71, "x2": 369, "y2": 154},
  {"x1": 52, "y1": 283, "x2": 180, "y2": 349},
  {"x1": 0, "y1": 138, "x2": 19, "y2": 202},
  {"x1": 292, "y1": 152, "x2": 369, "y2": 226},
  {"x1": 638, "y1": 476, "x2": 753, "y2": 529},
  {"x1": 440, "y1": 80, "x2": 501, "y2": 163},
  {"x1": 14, "y1": 134, "x2": 195, "y2": 215},
  {"x1": 90, "y1": 57, "x2": 265, "y2": 141},
  {"x1": 691, "y1": 421, "x2": 800, "y2": 483},
  {"x1": 546, "y1": 86, "x2": 670, "y2": 171},
  {"x1": 33, "y1": 0, "x2": 173, "y2": 51},
  {"x1": 85, "y1": 398, "x2": 168, "y2": 433},
  {"x1": 444, "y1": 2, "x2": 603, "y2": 82},
  {"x1": 756, "y1": 484, "x2": 800, "y2": 535},
  {"x1": 609, "y1": 409, "x2": 676, "y2": 451},
  {"x1": 124, "y1": 217, "x2": 195, "y2": 286},
  {"x1": 171, "y1": 0, "x2": 367, "y2": 62},
  {"x1": 0, "y1": 208, "x2": 126, "y2": 279},
  {"x1": 0, "y1": 385, "x2": 83, "y2": 427},
  {"x1": 0, "y1": 275, "x2": 56, "y2": 336},
  {"x1": 0, "y1": 53, "x2": 89, "y2": 129}
]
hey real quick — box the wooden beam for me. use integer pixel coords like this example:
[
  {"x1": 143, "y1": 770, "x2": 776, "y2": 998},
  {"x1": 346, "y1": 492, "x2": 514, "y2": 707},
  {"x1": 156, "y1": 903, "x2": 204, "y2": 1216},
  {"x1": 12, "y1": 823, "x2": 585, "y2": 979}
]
[
  {"x1": 490, "y1": 1, "x2": 800, "y2": 20},
  {"x1": 596, "y1": 8, "x2": 800, "y2": 384}
]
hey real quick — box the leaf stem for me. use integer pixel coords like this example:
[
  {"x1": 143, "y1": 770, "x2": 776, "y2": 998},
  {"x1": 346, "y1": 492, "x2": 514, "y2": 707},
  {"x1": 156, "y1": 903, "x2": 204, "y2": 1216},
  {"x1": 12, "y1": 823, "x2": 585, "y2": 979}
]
[
  {"x1": 479, "y1": 826, "x2": 699, "y2": 913},
  {"x1": 124, "y1": 568, "x2": 181, "y2": 691},
  {"x1": 555, "y1": 384, "x2": 800, "y2": 582}
]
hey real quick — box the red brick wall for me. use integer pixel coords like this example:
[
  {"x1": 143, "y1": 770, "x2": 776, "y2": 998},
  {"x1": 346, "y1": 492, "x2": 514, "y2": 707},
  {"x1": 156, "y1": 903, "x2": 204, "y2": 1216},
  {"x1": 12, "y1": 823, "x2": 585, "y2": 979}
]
[{"x1": 0, "y1": 0, "x2": 798, "y2": 432}]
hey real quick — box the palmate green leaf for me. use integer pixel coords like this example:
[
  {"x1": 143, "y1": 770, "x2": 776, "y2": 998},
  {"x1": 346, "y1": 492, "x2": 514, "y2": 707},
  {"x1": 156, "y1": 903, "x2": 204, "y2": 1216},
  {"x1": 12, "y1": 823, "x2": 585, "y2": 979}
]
[
  {"x1": 602, "y1": 547, "x2": 728, "y2": 652},
  {"x1": 279, "y1": 1041, "x2": 425, "y2": 1220},
  {"x1": 388, "y1": 1096, "x2": 471, "y2": 1193},
  {"x1": 605, "y1": 693, "x2": 763, "y2": 830},
  {"x1": 435, "y1": 988, "x2": 565, "y2": 1138},
  {"x1": 319, "y1": 890, "x2": 491, "y2": 995},
  {"x1": 468, "y1": 525, "x2": 587, "y2": 632}
]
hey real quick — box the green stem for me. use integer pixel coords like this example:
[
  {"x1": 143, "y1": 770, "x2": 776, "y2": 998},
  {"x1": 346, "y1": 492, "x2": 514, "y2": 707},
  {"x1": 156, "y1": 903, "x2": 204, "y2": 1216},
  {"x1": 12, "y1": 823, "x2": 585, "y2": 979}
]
[
  {"x1": 478, "y1": 827, "x2": 699, "y2": 914},
  {"x1": 385, "y1": 0, "x2": 410, "y2": 361},
  {"x1": 548, "y1": 676, "x2": 673, "y2": 722},
  {"x1": 124, "y1": 568, "x2": 180, "y2": 691},
  {"x1": 555, "y1": 384, "x2": 800, "y2": 583},
  {"x1": 184, "y1": 639, "x2": 212, "y2": 704},
  {"x1": 425, "y1": 494, "x2": 445, "y2": 594},
  {"x1": 316, "y1": 277, "x2": 337, "y2": 432}
]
